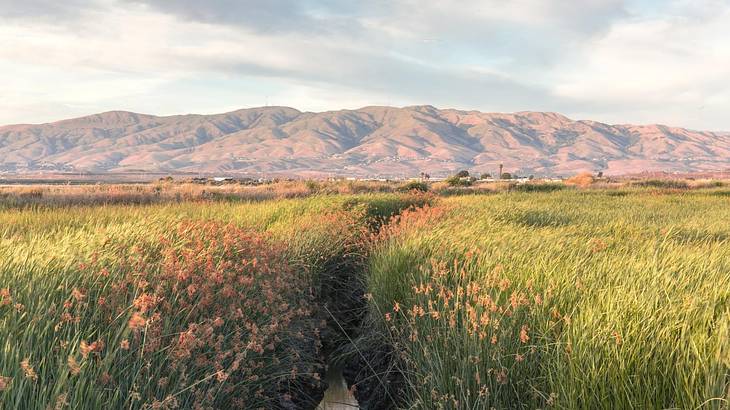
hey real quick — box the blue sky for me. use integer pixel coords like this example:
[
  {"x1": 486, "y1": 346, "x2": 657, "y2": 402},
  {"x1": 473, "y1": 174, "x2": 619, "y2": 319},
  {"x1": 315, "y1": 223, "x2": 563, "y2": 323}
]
[{"x1": 1, "y1": 0, "x2": 729, "y2": 130}]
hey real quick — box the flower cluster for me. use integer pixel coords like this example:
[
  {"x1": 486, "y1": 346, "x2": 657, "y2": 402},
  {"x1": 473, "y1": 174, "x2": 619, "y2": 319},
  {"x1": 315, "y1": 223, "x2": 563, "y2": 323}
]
[{"x1": 51, "y1": 221, "x2": 328, "y2": 408}]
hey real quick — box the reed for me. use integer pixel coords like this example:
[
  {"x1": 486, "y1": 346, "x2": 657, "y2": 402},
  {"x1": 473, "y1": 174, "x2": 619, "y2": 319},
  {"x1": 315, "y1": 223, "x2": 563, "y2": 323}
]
[{"x1": 360, "y1": 190, "x2": 730, "y2": 408}]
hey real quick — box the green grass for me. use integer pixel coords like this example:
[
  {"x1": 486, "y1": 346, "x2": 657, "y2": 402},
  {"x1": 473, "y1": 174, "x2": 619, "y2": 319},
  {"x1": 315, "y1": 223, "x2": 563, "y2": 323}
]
[
  {"x1": 2, "y1": 188, "x2": 728, "y2": 409},
  {"x1": 0, "y1": 193, "x2": 426, "y2": 409},
  {"x1": 361, "y1": 190, "x2": 730, "y2": 409}
]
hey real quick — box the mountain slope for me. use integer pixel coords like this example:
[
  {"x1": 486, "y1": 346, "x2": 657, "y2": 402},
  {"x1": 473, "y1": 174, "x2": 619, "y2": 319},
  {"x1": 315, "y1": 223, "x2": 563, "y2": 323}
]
[{"x1": 1, "y1": 106, "x2": 729, "y2": 176}]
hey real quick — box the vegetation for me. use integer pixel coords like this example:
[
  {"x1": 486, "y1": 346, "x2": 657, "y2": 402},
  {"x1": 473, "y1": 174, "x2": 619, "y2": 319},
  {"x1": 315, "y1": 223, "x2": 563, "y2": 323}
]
[
  {"x1": 0, "y1": 194, "x2": 427, "y2": 409},
  {"x1": 1, "y1": 182, "x2": 729, "y2": 409},
  {"x1": 445, "y1": 176, "x2": 473, "y2": 187},
  {"x1": 511, "y1": 182, "x2": 565, "y2": 193},
  {"x1": 0, "y1": 180, "x2": 401, "y2": 209},
  {"x1": 356, "y1": 190, "x2": 730, "y2": 408},
  {"x1": 398, "y1": 181, "x2": 429, "y2": 193},
  {"x1": 564, "y1": 172, "x2": 596, "y2": 188},
  {"x1": 632, "y1": 179, "x2": 690, "y2": 189}
]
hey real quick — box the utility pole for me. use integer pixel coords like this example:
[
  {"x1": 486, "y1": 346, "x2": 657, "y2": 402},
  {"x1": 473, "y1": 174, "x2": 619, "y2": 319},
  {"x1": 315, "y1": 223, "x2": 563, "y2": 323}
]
[{"x1": 498, "y1": 163, "x2": 503, "y2": 180}]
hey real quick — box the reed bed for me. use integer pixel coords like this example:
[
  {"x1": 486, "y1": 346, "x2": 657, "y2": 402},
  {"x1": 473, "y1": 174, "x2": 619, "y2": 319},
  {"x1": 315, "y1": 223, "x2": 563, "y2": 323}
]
[
  {"x1": 0, "y1": 193, "x2": 427, "y2": 409},
  {"x1": 359, "y1": 190, "x2": 730, "y2": 409},
  {"x1": 2, "y1": 186, "x2": 728, "y2": 409},
  {"x1": 1, "y1": 178, "x2": 727, "y2": 209},
  {"x1": 0, "y1": 180, "x2": 399, "y2": 209}
]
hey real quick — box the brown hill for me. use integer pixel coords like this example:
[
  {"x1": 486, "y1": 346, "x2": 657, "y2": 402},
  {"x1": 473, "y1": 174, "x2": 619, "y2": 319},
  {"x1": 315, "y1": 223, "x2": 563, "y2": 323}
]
[{"x1": 1, "y1": 105, "x2": 729, "y2": 177}]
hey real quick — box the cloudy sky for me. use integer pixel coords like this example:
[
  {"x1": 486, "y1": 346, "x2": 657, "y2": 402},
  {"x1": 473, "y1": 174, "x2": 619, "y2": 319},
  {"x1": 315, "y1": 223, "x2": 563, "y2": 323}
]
[{"x1": 1, "y1": 0, "x2": 729, "y2": 130}]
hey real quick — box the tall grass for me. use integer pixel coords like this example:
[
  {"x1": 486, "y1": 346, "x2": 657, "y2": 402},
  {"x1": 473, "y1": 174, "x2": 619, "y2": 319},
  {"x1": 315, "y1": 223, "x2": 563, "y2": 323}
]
[
  {"x1": 2, "y1": 187, "x2": 728, "y2": 409},
  {"x1": 0, "y1": 180, "x2": 401, "y2": 209},
  {"x1": 360, "y1": 190, "x2": 730, "y2": 409},
  {"x1": 0, "y1": 193, "x2": 427, "y2": 409}
]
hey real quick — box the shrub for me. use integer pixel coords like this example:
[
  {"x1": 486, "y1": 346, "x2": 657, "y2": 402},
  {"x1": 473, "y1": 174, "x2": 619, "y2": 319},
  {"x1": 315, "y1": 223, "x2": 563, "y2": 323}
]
[
  {"x1": 305, "y1": 180, "x2": 320, "y2": 192},
  {"x1": 565, "y1": 172, "x2": 595, "y2": 187},
  {"x1": 398, "y1": 181, "x2": 429, "y2": 192},
  {"x1": 446, "y1": 176, "x2": 473, "y2": 187}
]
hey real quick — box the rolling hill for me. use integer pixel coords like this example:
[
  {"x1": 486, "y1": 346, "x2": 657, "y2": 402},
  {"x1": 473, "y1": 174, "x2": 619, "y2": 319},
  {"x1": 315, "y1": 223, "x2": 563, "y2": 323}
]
[{"x1": 1, "y1": 105, "x2": 729, "y2": 177}]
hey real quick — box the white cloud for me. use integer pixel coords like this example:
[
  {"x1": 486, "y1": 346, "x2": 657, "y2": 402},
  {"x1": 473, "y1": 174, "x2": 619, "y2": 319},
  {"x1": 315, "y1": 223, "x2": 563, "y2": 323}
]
[
  {"x1": 0, "y1": 0, "x2": 729, "y2": 130},
  {"x1": 551, "y1": 1, "x2": 730, "y2": 127}
]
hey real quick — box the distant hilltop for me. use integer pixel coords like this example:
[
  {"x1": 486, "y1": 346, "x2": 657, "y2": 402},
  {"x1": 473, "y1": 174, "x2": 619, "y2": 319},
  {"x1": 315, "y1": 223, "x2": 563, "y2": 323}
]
[{"x1": 1, "y1": 105, "x2": 730, "y2": 177}]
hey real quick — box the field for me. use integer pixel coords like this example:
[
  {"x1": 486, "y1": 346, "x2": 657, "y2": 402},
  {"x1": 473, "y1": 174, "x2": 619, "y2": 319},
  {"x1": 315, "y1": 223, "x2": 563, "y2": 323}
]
[
  {"x1": 0, "y1": 183, "x2": 728, "y2": 409},
  {"x1": 357, "y1": 190, "x2": 730, "y2": 409}
]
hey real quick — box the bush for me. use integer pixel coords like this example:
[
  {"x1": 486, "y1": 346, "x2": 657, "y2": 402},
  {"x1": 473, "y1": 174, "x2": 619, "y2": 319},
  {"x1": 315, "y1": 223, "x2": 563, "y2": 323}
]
[
  {"x1": 565, "y1": 172, "x2": 595, "y2": 187},
  {"x1": 446, "y1": 176, "x2": 473, "y2": 187},
  {"x1": 398, "y1": 181, "x2": 429, "y2": 192},
  {"x1": 305, "y1": 180, "x2": 320, "y2": 192}
]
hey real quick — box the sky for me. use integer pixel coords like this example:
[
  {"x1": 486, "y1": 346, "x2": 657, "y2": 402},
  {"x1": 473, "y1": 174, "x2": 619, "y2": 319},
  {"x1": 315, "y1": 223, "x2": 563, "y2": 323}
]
[{"x1": 1, "y1": 0, "x2": 729, "y2": 130}]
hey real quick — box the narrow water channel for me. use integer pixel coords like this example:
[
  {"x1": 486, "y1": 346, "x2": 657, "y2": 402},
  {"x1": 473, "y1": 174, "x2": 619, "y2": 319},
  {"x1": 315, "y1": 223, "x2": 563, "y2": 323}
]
[{"x1": 316, "y1": 365, "x2": 359, "y2": 409}]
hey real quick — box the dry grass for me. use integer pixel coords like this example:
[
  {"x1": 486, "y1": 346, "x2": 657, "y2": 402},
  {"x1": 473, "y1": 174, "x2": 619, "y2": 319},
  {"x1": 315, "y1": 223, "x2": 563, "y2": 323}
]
[
  {"x1": 2, "y1": 177, "x2": 727, "y2": 209},
  {"x1": 0, "y1": 180, "x2": 398, "y2": 208},
  {"x1": 564, "y1": 172, "x2": 596, "y2": 187}
]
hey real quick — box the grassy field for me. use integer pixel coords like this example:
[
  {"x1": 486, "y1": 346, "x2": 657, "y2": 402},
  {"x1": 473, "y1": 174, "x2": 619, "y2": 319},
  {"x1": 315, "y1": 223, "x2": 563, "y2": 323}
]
[
  {"x1": 0, "y1": 180, "x2": 401, "y2": 209},
  {"x1": 0, "y1": 194, "x2": 427, "y2": 409},
  {"x1": 357, "y1": 189, "x2": 730, "y2": 409},
  {"x1": 1, "y1": 185, "x2": 729, "y2": 409}
]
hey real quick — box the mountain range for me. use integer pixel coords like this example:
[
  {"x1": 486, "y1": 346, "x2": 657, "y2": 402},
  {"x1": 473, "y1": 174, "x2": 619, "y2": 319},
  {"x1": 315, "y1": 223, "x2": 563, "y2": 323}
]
[{"x1": 1, "y1": 105, "x2": 729, "y2": 177}]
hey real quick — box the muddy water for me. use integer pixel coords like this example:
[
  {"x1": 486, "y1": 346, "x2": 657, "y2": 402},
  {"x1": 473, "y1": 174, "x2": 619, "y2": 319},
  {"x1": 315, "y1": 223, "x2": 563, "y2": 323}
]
[{"x1": 317, "y1": 365, "x2": 359, "y2": 409}]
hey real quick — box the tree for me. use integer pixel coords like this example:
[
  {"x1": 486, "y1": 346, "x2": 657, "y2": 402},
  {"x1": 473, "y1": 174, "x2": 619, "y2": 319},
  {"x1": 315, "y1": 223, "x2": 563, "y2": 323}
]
[
  {"x1": 597, "y1": 171, "x2": 604, "y2": 178},
  {"x1": 480, "y1": 173, "x2": 492, "y2": 179},
  {"x1": 446, "y1": 175, "x2": 473, "y2": 187},
  {"x1": 455, "y1": 170, "x2": 470, "y2": 178},
  {"x1": 500, "y1": 172, "x2": 512, "y2": 180}
]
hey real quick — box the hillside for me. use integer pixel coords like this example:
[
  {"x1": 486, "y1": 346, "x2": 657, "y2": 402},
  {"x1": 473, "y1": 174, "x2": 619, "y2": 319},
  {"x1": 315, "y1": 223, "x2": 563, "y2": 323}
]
[{"x1": 1, "y1": 105, "x2": 729, "y2": 177}]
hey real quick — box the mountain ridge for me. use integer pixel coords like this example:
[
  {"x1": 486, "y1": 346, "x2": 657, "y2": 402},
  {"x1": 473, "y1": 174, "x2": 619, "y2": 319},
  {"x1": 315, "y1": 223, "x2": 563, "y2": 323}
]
[{"x1": 2, "y1": 106, "x2": 729, "y2": 177}]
